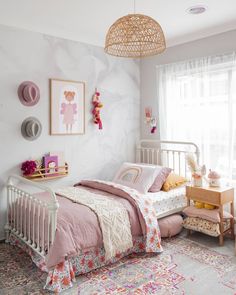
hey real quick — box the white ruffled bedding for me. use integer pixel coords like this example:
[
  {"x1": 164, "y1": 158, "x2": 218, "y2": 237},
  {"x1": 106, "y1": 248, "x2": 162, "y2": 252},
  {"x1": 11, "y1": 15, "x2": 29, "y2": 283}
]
[{"x1": 147, "y1": 186, "x2": 187, "y2": 218}]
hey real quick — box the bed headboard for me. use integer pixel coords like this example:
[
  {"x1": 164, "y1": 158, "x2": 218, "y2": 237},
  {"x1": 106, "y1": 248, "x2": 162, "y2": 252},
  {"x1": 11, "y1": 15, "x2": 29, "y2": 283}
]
[{"x1": 136, "y1": 140, "x2": 200, "y2": 177}]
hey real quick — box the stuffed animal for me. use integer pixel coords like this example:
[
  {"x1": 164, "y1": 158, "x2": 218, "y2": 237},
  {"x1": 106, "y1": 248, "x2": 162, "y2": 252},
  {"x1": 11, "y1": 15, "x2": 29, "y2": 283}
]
[{"x1": 92, "y1": 90, "x2": 103, "y2": 130}]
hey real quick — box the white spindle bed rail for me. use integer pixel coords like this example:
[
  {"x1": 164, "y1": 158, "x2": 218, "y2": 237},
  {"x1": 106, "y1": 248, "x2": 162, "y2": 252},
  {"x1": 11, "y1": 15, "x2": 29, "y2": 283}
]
[
  {"x1": 5, "y1": 175, "x2": 59, "y2": 257},
  {"x1": 136, "y1": 140, "x2": 199, "y2": 176}
]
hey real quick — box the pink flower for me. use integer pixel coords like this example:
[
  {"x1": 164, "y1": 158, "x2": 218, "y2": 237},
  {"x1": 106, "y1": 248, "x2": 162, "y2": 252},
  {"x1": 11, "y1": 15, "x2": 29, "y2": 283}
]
[
  {"x1": 88, "y1": 260, "x2": 93, "y2": 268},
  {"x1": 56, "y1": 262, "x2": 64, "y2": 271},
  {"x1": 150, "y1": 236, "x2": 155, "y2": 244},
  {"x1": 192, "y1": 173, "x2": 201, "y2": 179},
  {"x1": 81, "y1": 258, "x2": 85, "y2": 266},
  {"x1": 138, "y1": 242, "x2": 145, "y2": 250},
  {"x1": 100, "y1": 255, "x2": 105, "y2": 262},
  {"x1": 62, "y1": 276, "x2": 71, "y2": 286},
  {"x1": 115, "y1": 253, "x2": 121, "y2": 259},
  {"x1": 21, "y1": 160, "x2": 37, "y2": 176}
]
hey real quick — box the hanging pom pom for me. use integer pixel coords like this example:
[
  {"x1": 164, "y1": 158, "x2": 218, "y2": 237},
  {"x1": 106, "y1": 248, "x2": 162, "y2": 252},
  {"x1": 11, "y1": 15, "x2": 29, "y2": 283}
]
[{"x1": 92, "y1": 89, "x2": 103, "y2": 130}]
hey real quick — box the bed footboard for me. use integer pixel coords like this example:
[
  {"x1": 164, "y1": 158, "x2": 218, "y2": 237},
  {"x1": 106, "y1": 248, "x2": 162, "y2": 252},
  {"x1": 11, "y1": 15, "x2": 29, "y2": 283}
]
[{"x1": 5, "y1": 175, "x2": 59, "y2": 257}]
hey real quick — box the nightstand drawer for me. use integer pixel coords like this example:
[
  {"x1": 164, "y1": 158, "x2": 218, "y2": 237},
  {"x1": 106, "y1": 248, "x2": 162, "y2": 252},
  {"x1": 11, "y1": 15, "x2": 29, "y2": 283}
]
[{"x1": 186, "y1": 186, "x2": 221, "y2": 205}]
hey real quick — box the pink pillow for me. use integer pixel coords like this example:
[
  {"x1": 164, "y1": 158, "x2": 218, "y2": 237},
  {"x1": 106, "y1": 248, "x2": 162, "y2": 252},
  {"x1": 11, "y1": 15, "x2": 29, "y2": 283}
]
[
  {"x1": 149, "y1": 167, "x2": 172, "y2": 192},
  {"x1": 183, "y1": 206, "x2": 233, "y2": 223},
  {"x1": 158, "y1": 214, "x2": 183, "y2": 238},
  {"x1": 113, "y1": 162, "x2": 159, "y2": 194}
]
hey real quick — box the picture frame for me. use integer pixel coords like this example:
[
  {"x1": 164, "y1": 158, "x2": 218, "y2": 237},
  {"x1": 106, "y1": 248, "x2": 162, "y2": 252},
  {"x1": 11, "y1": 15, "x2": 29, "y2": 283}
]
[{"x1": 50, "y1": 79, "x2": 85, "y2": 135}]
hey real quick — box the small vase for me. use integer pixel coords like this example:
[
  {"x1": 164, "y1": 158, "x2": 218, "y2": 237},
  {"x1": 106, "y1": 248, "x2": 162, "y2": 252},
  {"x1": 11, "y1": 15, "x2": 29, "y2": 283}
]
[{"x1": 193, "y1": 177, "x2": 202, "y2": 187}]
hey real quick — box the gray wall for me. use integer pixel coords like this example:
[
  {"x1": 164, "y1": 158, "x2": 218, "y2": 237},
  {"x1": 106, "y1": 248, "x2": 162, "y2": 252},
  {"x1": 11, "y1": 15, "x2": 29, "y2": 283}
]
[
  {"x1": 140, "y1": 29, "x2": 236, "y2": 139},
  {"x1": 0, "y1": 25, "x2": 140, "y2": 239}
]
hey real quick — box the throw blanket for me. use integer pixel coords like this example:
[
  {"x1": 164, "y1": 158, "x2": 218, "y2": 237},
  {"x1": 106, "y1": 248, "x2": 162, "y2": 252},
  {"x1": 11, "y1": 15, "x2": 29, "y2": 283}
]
[
  {"x1": 78, "y1": 180, "x2": 163, "y2": 253},
  {"x1": 42, "y1": 180, "x2": 162, "y2": 269},
  {"x1": 56, "y1": 186, "x2": 133, "y2": 260}
]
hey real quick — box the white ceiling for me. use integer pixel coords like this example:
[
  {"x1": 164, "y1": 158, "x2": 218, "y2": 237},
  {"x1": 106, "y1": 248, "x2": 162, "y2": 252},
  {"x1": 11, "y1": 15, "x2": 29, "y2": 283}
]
[{"x1": 0, "y1": 0, "x2": 236, "y2": 48}]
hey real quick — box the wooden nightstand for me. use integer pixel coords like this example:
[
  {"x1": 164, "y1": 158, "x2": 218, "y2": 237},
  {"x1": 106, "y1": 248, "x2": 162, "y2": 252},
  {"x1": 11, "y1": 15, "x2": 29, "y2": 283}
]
[{"x1": 186, "y1": 185, "x2": 234, "y2": 246}]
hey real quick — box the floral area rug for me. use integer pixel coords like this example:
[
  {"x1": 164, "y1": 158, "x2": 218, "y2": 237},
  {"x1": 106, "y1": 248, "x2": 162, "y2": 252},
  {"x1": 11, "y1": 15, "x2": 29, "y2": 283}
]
[
  {"x1": 0, "y1": 243, "x2": 48, "y2": 294},
  {"x1": 1, "y1": 236, "x2": 236, "y2": 294}
]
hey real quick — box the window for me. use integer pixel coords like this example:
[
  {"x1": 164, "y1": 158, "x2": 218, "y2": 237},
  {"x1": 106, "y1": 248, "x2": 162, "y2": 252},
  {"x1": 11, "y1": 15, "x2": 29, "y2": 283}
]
[{"x1": 157, "y1": 53, "x2": 236, "y2": 179}]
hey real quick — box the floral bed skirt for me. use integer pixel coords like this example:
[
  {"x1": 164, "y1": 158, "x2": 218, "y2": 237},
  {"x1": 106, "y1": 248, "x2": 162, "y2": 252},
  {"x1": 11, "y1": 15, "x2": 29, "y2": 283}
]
[{"x1": 9, "y1": 234, "x2": 147, "y2": 293}]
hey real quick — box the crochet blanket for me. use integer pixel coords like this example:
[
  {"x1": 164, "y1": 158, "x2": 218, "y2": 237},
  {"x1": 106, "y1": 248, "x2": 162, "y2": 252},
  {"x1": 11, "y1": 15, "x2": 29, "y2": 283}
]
[{"x1": 55, "y1": 186, "x2": 133, "y2": 260}]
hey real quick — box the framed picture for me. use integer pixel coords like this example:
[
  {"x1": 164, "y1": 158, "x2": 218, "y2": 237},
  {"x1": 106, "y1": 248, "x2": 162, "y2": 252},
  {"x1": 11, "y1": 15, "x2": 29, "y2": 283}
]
[
  {"x1": 43, "y1": 155, "x2": 58, "y2": 177},
  {"x1": 50, "y1": 79, "x2": 85, "y2": 135}
]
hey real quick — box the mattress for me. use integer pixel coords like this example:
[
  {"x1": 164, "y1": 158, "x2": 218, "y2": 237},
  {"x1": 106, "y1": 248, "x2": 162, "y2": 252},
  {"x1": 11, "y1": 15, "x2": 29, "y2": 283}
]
[{"x1": 147, "y1": 186, "x2": 187, "y2": 218}]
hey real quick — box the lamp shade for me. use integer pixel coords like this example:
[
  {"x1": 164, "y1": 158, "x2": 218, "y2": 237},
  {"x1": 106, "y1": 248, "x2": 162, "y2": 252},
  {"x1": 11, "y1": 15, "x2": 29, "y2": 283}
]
[{"x1": 105, "y1": 14, "x2": 166, "y2": 58}]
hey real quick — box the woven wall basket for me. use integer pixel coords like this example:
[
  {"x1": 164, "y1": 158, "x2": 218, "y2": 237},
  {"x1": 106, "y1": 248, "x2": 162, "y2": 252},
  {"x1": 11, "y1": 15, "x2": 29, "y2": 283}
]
[{"x1": 105, "y1": 14, "x2": 166, "y2": 58}]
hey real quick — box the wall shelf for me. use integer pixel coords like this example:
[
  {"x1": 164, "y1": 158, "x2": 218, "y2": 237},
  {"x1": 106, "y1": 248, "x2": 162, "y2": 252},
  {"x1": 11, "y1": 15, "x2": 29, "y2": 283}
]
[{"x1": 23, "y1": 163, "x2": 68, "y2": 181}]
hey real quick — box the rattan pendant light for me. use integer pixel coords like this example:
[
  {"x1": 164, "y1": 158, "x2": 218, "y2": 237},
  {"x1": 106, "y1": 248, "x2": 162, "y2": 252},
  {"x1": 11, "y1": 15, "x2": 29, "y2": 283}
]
[{"x1": 104, "y1": 1, "x2": 166, "y2": 58}]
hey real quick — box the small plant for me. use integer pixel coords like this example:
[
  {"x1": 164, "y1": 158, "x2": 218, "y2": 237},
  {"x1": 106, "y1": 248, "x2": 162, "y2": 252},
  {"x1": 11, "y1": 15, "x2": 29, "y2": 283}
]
[{"x1": 186, "y1": 154, "x2": 206, "y2": 187}]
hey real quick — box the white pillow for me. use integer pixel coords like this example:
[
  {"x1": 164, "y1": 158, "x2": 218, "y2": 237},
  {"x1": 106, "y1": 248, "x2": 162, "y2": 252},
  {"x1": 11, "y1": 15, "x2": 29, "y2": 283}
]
[{"x1": 112, "y1": 162, "x2": 159, "y2": 194}]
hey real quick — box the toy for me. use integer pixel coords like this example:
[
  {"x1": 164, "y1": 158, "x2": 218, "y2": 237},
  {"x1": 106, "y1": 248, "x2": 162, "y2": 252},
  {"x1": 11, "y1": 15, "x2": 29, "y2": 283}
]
[
  {"x1": 150, "y1": 118, "x2": 157, "y2": 133},
  {"x1": 145, "y1": 107, "x2": 157, "y2": 134},
  {"x1": 208, "y1": 169, "x2": 221, "y2": 187},
  {"x1": 92, "y1": 89, "x2": 103, "y2": 130}
]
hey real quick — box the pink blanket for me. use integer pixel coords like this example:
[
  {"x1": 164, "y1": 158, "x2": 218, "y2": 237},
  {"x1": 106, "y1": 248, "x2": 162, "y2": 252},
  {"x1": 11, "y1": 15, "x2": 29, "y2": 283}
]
[{"x1": 44, "y1": 180, "x2": 162, "y2": 268}]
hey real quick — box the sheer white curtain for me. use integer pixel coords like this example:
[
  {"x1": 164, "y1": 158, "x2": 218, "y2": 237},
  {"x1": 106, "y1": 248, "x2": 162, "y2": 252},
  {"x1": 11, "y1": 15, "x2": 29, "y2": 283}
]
[{"x1": 157, "y1": 52, "x2": 236, "y2": 179}]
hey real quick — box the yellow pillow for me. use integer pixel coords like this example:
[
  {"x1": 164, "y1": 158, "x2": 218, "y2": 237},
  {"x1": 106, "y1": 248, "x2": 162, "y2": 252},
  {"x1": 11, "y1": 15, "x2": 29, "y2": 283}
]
[
  {"x1": 204, "y1": 203, "x2": 216, "y2": 210},
  {"x1": 162, "y1": 173, "x2": 187, "y2": 192},
  {"x1": 194, "y1": 201, "x2": 204, "y2": 209},
  {"x1": 193, "y1": 201, "x2": 216, "y2": 210}
]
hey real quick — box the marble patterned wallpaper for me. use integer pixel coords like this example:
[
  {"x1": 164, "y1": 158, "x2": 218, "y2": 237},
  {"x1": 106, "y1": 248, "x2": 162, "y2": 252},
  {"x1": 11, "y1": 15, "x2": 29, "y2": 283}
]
[{"x1": 0, "y1": 25, "x2": 140, "y2": 239}]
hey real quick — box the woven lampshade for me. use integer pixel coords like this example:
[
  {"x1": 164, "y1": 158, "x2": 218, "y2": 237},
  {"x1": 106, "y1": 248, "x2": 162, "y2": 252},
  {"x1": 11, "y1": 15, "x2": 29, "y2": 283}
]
[{"x1": 105, "y1": 14, "x2": 166, "y2": 58}]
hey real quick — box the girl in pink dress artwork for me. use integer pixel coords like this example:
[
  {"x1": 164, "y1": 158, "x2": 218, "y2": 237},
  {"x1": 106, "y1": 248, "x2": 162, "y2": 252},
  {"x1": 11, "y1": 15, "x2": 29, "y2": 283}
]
[{"x1": 60, "y1": 91, "x2": 77, "y2": 133}]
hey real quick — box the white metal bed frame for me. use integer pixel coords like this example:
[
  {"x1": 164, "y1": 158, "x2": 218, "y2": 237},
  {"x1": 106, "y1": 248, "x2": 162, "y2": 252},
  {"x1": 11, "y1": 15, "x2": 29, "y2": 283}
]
[
  {"x1": 5, "y1": 175, "x2": 59, "y2": 257},
  {"x1": 137, "y1": 140, "x2": 200, "y2": 219},
  {"x1": 5, "y1": 140, "x2": 199, "y2": 258},
  {"x1": 136, "y1": 140, "x2": 199, "y2": 177}
]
